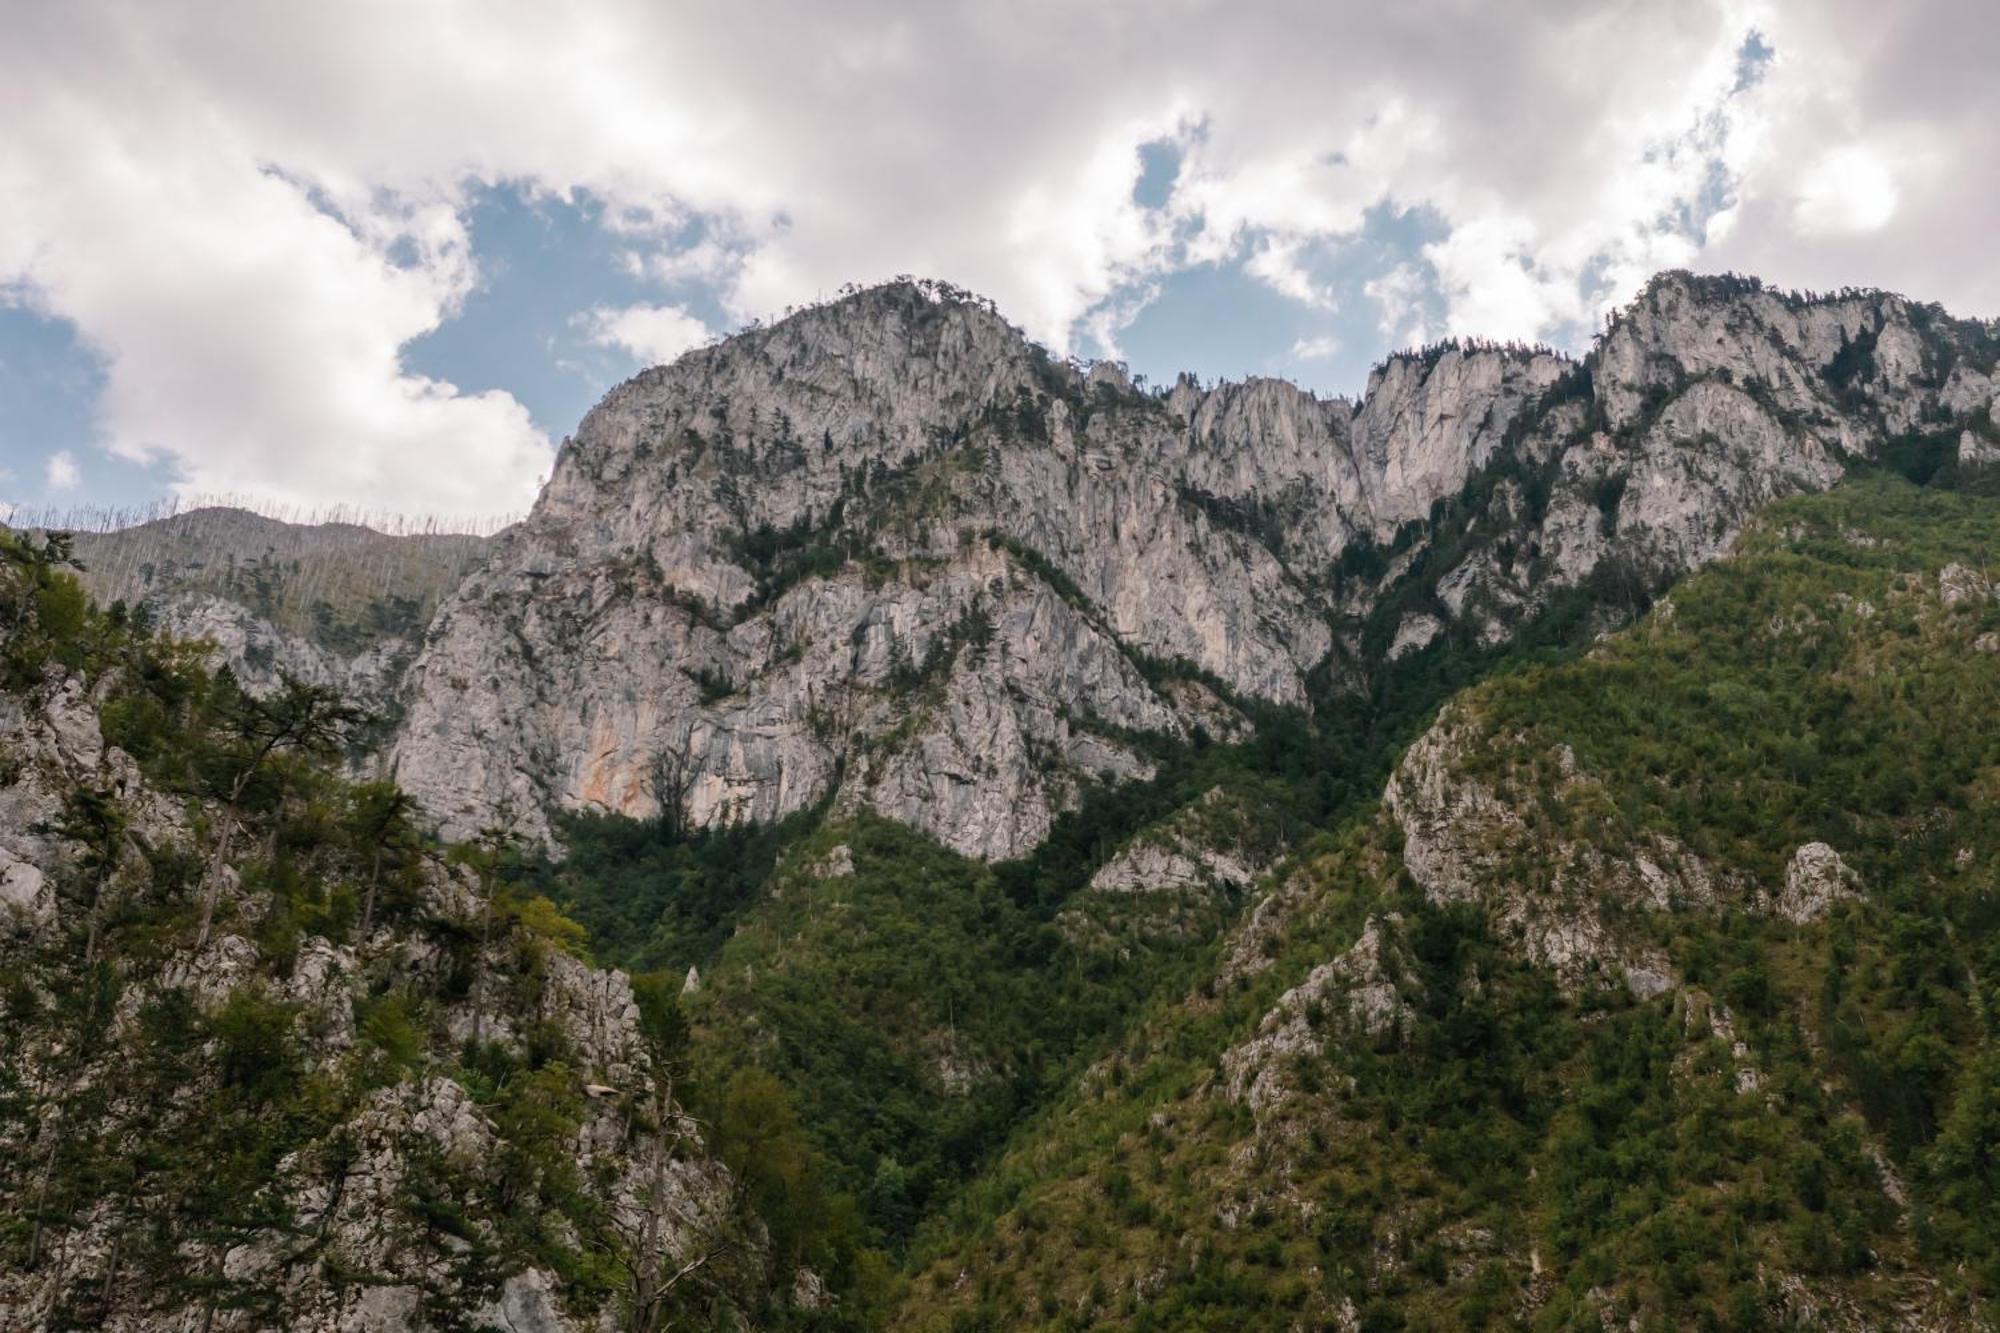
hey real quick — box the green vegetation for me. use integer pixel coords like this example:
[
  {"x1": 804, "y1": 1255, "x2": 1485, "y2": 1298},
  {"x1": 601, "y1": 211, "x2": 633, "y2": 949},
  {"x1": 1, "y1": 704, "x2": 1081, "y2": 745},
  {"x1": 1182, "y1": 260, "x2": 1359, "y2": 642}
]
[
  {"x1": 894, "y1": 474, "x2": 2000, "y2": 1328},
  {"x1": 726, "y1": 507, "x2": 871, "y2": 616},
  {"x1": 525, "y1": 805, "x2": 821, "y2": 975},
  {"x1": 693, "y1": 820, "x2": 1052, "y2": 1253}
]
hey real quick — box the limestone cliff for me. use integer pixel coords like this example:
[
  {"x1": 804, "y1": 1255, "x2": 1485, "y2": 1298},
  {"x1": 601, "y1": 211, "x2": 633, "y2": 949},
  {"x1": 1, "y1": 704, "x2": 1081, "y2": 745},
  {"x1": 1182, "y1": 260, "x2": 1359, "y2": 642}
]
[{"x1": 389, "y1": 274, "x2": 1998, "y2": 857}]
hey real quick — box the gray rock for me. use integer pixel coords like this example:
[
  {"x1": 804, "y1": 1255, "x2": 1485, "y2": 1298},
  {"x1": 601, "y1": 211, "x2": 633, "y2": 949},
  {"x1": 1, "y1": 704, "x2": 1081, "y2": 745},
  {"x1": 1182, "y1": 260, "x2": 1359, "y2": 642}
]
[
  {"x1": 69, "y1": 505, "x2": 492, "y2": 719},
  {"x1": 94, "y1": 270, "x2": 1975, "y2": 866},
  {"x1": 1939, "y1": 562, "x2": 1994, "y2": 607},
  {"x1": 1222, "y1": 914, "x2": 1415, "y2": 1114},
  {"x1": 1774, "y1": 842, "x2": 1862, "y2": 923},
  {"x1": 1385, "y1": 705, "x2": 1725, "y2": 988},
  {"x1": 1387, "y1": 612, "x2": 1444, "y2": 660},
  {"x1": 1088, "y1": 787, "x2": 1273, "y2": 896}
]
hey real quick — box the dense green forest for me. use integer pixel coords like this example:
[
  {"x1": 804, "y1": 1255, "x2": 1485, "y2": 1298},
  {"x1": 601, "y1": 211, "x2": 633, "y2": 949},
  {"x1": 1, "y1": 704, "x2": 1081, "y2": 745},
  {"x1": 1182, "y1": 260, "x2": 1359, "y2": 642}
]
[{"x1": 893, "y1": 475, "x2": 2000, "y2": 1329}]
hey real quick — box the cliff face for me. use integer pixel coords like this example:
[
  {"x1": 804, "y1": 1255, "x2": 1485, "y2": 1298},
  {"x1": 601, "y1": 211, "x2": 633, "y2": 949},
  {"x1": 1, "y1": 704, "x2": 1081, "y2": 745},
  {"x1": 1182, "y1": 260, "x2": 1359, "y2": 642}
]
[
  {"x1": 388, "y1": 274, "x2": 2000, "y2": 856},
  {"x1": 1401, "y1": 277, "x2": 1997, "y2": 647},
  {"x1": 389, "y1": 284, "x2": 1312, "y2": 854}
]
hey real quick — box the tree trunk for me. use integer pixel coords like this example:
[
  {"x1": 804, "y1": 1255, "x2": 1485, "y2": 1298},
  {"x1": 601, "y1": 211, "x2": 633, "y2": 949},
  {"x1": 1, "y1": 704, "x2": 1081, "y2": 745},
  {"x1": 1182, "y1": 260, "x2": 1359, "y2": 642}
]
[
  {"x1": 191, "y1": 811, "x2": 239, "y2": 952},
  {"x1": 630, "y1": 1090, "x2": 671, "y2": 1333},
  {"x1": 196, "y1": 1245, "x2": 226, "y2": 1333},
  {"x1": 470, "y1": 871, "x2": 495, "y2": 1045},
  {"x1": 359, "y1": 845, "x2": 382, "y2": 944},
  {"x1": 99, "y1": 1231, "x2": 123, "y2": 1322},
  {"x1": 82, "y1": 875, "x2": 104, "y2": 968},
  {"x1": 26, "y1": 1098, "x2": 66, "y2": 1270},
  {"x1": 193, "y1": 764, "x2": 260, "y2": 950}
]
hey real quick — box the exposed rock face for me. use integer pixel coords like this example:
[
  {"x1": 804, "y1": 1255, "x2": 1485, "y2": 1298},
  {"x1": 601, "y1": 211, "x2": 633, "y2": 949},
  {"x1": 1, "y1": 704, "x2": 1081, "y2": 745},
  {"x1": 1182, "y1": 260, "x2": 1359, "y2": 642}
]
[
  {"x1": 1088, "y1": 840, "x2": 1236, "y2": 897},
  {"x1": 1087, "y1": 787, "x2": 1273, "y2": 897},
  {"x1": 374, "y1": 272, "x2": 1993, "y2": 854},
  {"x1": 139, "y1": 592, "x2": 416, "y2": 707},
  {"x1": 1403, "y1": 277, "x2": 1997, "y2": 652},
  {"x1": 1165, "y1": 342, "x2": 1565, "y2": 570},
  {"x1": 1387, "y1": 611, "x2": 1444, "y2": 660},
  {"x1": 392, "y1": 282, "x2": 1340, "y2": 849},
  {"x1": 0, "y1": 682, "x2": 98, "y2": 928},
  {"x1": 1385, "y1": 706, "x2": 1743, "y2": 990},
  {"x1": 1938, "y1": 561, "x2": 1994, "y2": 607},
  {"x1": 1775, "y1": 842, "x2": 1863, "y2": 923},
  {"x1": 1222, "y1": 914, "x2": 1415, "y2": 1115}
]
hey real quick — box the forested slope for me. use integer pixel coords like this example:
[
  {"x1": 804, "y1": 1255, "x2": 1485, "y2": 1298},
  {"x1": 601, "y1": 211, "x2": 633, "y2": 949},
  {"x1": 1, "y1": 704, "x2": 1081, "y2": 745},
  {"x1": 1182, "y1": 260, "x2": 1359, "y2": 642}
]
[{"x1": 894, "y1": 475, "x2": 2000, "y2": 1330}]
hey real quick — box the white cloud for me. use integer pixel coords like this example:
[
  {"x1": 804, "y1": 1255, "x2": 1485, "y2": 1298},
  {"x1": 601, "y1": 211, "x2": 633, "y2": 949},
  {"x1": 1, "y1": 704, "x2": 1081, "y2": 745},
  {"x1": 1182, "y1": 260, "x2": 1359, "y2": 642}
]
[
  {"x1": 1247, "y1": 237, "x2": 1337, "y2": 311},
  {"x1": 1290, "y1": 335, "x2": 1339, "y2": 360},
  {"x1": 621, "y1": 237, "x2": 744, "y2": 288},
  {"x1": 1791, "y1": 145, "x2": 1900, "y2": 236},
  {"x1": 1078, "y1": 281, "x2": 1161, "y2": 363},
  {"x1": 1366, "y1": 264, "x2": 1434, "y2": 349},
  {"x1": 583, "y1": 303, "x2": 713, "y2": 366},
  {"x1": 44, "y1": 450, "x2": 79, "y2": 490},
  {"x1": 2, "y1": 1, "x2": 1996, "y2": 513},
  {"x1": 0, "y1": 20, "x2": 551, "y2": 519},
  {"x1": 1689, "y1": 3, "x2": 1993, "y2": 306}
]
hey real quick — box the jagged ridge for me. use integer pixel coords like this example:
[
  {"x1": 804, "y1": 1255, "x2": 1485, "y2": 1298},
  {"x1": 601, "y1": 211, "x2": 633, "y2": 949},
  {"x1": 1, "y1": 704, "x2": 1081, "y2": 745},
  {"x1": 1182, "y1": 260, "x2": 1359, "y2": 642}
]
[{"x1": 384, "y1": 270, "x2": 1997, "y2": 859}]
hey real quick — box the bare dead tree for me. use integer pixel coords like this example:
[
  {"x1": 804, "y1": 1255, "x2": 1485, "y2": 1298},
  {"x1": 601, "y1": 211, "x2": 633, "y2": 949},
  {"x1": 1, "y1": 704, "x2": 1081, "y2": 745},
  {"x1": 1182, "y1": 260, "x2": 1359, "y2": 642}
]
[
  {"x1": 602, "y1": 1074, "x2": 754, "y2": 1332},
  {"x1": 645, "y1": 740, "x2": 697, "y2": 841}
]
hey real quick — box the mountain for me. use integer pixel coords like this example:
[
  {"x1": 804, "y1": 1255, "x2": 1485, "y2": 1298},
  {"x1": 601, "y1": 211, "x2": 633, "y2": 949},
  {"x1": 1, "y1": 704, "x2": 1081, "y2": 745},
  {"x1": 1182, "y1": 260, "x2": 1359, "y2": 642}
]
[
  {"x1": 388, "y1": 273, "x2": 1999, "y2": 863},
  {"x1": 5, "y1": 269, "x2": 2000, "y2": 1330},
  {"x1": 68, "y1": 506, "x2": 494, "y2": 729}
]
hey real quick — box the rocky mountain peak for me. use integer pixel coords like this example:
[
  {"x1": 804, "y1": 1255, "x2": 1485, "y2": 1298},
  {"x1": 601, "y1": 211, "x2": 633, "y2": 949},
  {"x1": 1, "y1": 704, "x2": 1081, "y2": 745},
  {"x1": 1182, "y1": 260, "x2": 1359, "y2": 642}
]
[
  {"x1": 546, "y1": 278, "x2": 1037, "y2": 499},
  {"x1": 388, "y1": 267, "x2": 1998, "y2": 853}
]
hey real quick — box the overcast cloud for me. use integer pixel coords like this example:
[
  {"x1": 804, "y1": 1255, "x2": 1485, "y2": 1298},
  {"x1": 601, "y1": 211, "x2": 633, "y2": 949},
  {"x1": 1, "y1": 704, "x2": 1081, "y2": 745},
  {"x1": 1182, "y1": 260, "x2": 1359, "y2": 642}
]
[{"x1": 0, "y1": 0, "x2": 1993, "y2": 519}]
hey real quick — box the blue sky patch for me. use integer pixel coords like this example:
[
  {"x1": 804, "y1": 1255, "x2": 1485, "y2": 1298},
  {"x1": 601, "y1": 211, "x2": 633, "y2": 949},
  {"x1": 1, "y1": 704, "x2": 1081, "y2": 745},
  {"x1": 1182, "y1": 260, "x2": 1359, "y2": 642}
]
[
  {"x1": 0, "y1": 303, "x2": 184, "y2": 514},
  {"x1": 404, "y1": 183, "x2": 728, "y2": 443},
  {"x1": 1087, "y1": 200, "x2": 1453, "y2": 398}
]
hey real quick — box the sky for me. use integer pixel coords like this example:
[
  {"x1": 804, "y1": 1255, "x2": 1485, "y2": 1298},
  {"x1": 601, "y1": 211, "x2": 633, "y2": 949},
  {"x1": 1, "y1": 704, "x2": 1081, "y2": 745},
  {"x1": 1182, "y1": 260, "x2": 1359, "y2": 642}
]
[{"x1": 0, "y1": 1, "x2": 1994, "y2": 526}]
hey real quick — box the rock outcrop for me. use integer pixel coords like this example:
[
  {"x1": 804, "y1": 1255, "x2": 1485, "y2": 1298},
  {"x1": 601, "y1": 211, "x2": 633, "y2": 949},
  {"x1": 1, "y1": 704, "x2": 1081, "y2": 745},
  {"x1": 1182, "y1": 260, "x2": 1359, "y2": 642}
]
[
  {"x1": 1086, "y1": 786, "x2": 1274, "y2": 898},
  {"x1": 391, "y1": 282, "x2": 1339, "y2": 849},
  {"x1": 1774, "y1": 841, "x2": 1863, "y2": 923},
  {"x1": 1222, "y1": 913, "x2": 1415, "y2": 1115}
]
